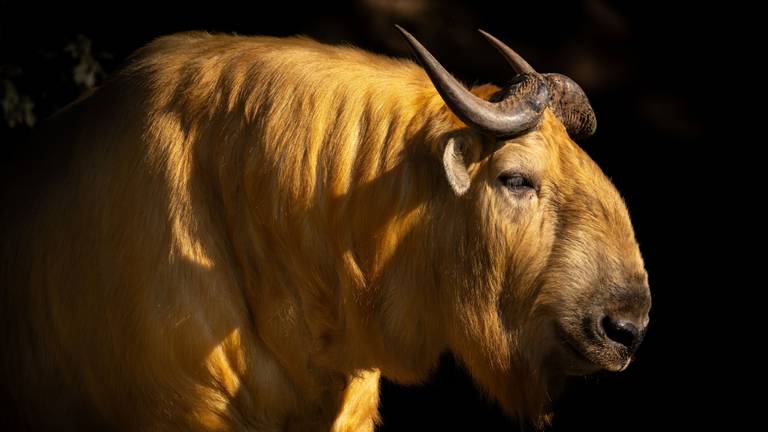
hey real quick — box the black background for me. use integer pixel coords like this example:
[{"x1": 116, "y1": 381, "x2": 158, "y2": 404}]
[{"x1": 1, "y1": 1, "x2": 734, "y2": 430}]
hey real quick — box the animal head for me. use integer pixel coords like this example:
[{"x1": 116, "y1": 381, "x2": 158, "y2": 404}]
[{"x1": 395, "y1": 27, "x2": 651, "y2": 423}]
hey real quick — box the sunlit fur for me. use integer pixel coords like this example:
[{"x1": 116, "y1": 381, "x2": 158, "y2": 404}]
[{"x1": 0, "y1": 32, "x2": 647, "y2": 430}]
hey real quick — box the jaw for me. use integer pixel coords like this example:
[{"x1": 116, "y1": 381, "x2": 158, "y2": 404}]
[{"x1": 460, "y1": 320, "x2": 634, "y2": 426}]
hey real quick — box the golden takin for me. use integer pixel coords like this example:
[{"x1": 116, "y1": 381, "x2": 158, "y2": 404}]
[{"x1": 0, "y1": 28, "x2": 651, "y2": 430}]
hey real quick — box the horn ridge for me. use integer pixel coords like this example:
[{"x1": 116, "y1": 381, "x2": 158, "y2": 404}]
[{"x1": 477, "y1": 30, "x2": 597, "y2": 139}]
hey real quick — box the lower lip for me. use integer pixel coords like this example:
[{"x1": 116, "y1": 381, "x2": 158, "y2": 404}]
[{"x1": 556, "y1": 328, "x2": 596, "y2": 367}]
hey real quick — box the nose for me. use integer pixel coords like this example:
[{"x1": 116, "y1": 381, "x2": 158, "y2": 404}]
[{"x1": 600, "y1": 316, "x2": 646, "y2": 352}]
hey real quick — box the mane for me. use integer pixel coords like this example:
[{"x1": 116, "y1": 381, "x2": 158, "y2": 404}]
[{"x1": 117, "y1": 32, "x2": 459, "y2": 373}]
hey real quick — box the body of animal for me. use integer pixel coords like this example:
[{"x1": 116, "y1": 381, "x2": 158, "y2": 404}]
[{"x1": 0, "y1": 28, "x2": 651, "y2": 430}]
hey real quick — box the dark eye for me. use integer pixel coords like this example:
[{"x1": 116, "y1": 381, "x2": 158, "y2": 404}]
[{"x1": 498, "y1": 172, "x2": 534, "y2": 192}]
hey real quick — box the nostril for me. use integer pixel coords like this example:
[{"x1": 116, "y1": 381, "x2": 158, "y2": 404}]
[{"x1": 601, "y1": 316, "x2": 641, "y2": 350}]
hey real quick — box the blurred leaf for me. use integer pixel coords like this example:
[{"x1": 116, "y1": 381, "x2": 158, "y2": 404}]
[
  {"x1": 65, "y1": 35, "x2": 104, "y2": 90},
  {"x1": 2, "y1": 79, "x2": 36, "y2": 128}
]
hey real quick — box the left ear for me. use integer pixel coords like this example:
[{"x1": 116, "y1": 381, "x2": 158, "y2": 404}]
[{"x1": 442, "y1": 135, "x2": 481, "y2": 196}]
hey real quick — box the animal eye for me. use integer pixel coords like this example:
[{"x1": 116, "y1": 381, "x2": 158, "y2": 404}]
[{"x1": 498, "y1": 172, "x2": 534, "y2": 192}]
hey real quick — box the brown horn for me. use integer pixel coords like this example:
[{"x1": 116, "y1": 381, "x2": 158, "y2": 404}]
[
  {"x1": 477, "y1": 30, "x2": 597, "y2": 139},
  {"x1": 396, "y1": 25, "x2": 547, "y2": 138}
]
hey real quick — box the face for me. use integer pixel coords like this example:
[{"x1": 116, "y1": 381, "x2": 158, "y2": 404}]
[
  {"x1": 397, "y1": 27, "x2": 649, "y2": 422},
  {"x1": 440, "y1": 111, "x2": 651, "y2": 421}
]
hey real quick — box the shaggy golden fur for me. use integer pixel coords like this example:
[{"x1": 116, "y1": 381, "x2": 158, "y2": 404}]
[{"x1": 1, "y1": 32, "x2": 648, "y2": 430}]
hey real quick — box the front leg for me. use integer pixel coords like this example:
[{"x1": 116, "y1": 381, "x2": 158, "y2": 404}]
[{"x1": 331, "y1": 369, "x2": 381, "y2": 432}]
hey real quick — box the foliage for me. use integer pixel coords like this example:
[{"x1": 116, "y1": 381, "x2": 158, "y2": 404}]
[{"x1": 1, "y1": 34, "x2": 110, "y2": 130}]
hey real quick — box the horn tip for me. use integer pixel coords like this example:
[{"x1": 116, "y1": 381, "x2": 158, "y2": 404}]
[{"x1": 477, "y1": 29, "x2": 497, "y2": 43}]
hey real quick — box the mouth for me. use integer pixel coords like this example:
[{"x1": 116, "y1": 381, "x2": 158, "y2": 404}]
[
  {"x1": 553, "y1": 326, "x2": 602, "y2": 374},
  {"x1": 553, "y1": 324, "x2": 632, "y2": 374}
]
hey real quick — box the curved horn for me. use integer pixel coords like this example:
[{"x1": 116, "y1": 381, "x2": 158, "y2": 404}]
[
  {"x1": 477, "y1": 30, "x2": 597, "y2": 139},
  {"x1": 477, "y1": 29, "x2": 536, "y2": 74},
  {"x1": 396, "y1": 25, "x2": 547, "y2": 138}
]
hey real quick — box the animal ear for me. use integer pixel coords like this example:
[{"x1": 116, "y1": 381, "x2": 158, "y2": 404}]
[{"x1": 443, "y1": 136, "x2": 478, "y2": 196}]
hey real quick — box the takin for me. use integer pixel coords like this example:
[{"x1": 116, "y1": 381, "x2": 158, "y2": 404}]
[{"x1": 0, "y1": 28, "x2": 651, "y2": 430}]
